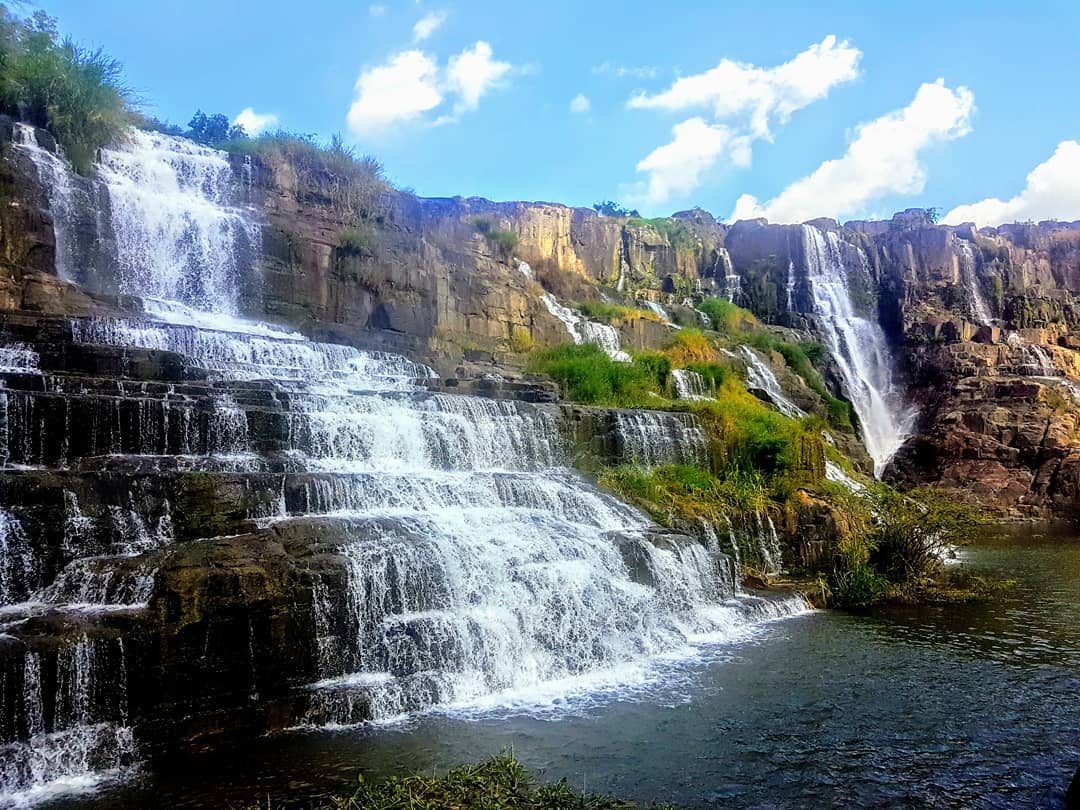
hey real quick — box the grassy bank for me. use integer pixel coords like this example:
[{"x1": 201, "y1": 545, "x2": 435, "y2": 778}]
[{"x1": 261, "y1": 754, "x2": 679, "y2": 810}]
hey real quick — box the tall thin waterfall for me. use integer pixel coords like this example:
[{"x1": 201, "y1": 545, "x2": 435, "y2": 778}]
[
  {"x1": 11, "y1": 124, "x2": 78, "y2": 281},
  {"x1": 957, "y1": 241, "x2": 992, "y2": 326},
  {"x1": 802, "y1": 225, "x2": 912, "y2": 476},
  {"x1": 738, "y1": 346, "x2": 805, "y2": 418}
]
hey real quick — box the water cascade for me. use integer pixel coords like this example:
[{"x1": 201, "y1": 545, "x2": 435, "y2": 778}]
[
  {"x1": 516, "y1": 262, "x2": 630, "y2": 361},
  {"x1": 11, "y1": 124, "x2": 78, "y2": 282},
  {"x1": 957, "y1": 241, "x2": 992, "y2": 326},
  {"x1": 801, "y1": 225, "x2": 913, "y2": 476},
  {"x1": 737, "y1": 347, "x2": 805, "y2": 418},
  {"x1": 639, "y1": 300, "x2": 674, "y2": 325},
  {"x1": 672, "y1": 369, "x2": 713, "y2": 401},
  {"x1": 0, "y1": 128, "x2": 810, "y2": 803}
]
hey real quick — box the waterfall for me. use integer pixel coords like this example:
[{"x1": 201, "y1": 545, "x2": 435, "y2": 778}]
[
  {"x1": 785, "y1": 260, "x2": 796, "y2": 312},
  {"x1": 96, "y1": 130, "x2": 261, "y2": 313},
  {"x1": 639, "y1": 300, "x2": 673, "y2": 325},
  {"x1": 737, "y1": 347, "x2": 805, "y2": 418},
  {"x1": 11, "y1": 124, "x2": 78, "y2": 282},
  {"x1": 0, "y1": 128, "x2": 812, "y2": 802},
  {"x1": 801, "y1": 225, "x2": 912, "y2": 476},
  {"x1": 672, "y1": 369, "x2": 713, "y2": 401},
  {"x1": 957, "y1": 241, "x2": 992, "y2": 326},
  {"x1": 515, "y1": 262, "x2": 630, "y2": 361}
]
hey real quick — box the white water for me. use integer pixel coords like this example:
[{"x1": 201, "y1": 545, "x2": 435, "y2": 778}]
[
  {"x1": 672, "y1": 369, "x2": 713, "y2": 401},
  {"x1": 785, "y1": 260, "x2": 797, "y2": 312},
  {"x1": 825, "y1": 460, "x2": 865, "y2": 492},
  {"x1": 957, "y1": 241, "x2": 992, "y2": 326},
  {"x1": 640, "y1": 300, "x2": 674, "y2": 325},
  {"x1": 802, "y1": 225, "x2": 913, "y2": 476},
  {"x1": 714, "y1": 249, "x2": 740, "y2": 302},
  {"x1": 2, "y1": 128, "x2": 810, "y2": 803},
  {"x1": 96, "y1": 130, "x2": 261, "y2": 313},
  {"x1": 518, "y1": 262, "x2": 632, "y2": 362},
  {"x1": 738, "y1": 346, "x2": 805, "y2": 418},
  {"x1": 11, "y1": 124, "x2": 77, "y2": 282}
]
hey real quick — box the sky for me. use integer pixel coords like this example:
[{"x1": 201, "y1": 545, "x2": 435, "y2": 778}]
[{"x1": 35, "y1": 0, "x2": 1080, "y2": 225}]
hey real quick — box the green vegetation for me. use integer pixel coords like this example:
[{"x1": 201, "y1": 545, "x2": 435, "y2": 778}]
[
  {"x1": 826, "y1": 484, "x2": 984, "y2": 608},
  {"x1": 0, "y1": 8, "x2": 135, "y2": 174},
  {"x1": 509, "y1": 325, "x2": 534, "y2": 353},
  {"x1": 592, "y1": 199, "x2": 640, "y2": 218},
  {"x1": 473, "y1": 217, "x2": 520, "y2": 259},
  {"x1": 337, "y1": 226, "x2": 374, "y2": 257},
  {"x1": 290, "y1": 754, "x2": 678, "y2": 810},
  {"x1": 527, "y1": 343, "x2": 665, "y2": 408},
  {"x1": 697, "y1": 298, "x2": 758, "y2": 333},
  {"x1": 626, "y1": 216, "x2": 695, "y2": 250},
  {"x1": 576, "y1": 299, "x2": 664, "y2": 325}
]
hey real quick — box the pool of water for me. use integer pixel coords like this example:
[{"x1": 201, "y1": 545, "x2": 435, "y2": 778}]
[{"x1": 52, "y1": 527, "x2": 1080, "y2": 809}]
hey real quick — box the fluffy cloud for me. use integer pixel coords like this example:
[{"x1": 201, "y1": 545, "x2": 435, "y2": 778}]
[
  {"x1": 628, "y1": 35, "x2": 861, "y2": 138},
  {"x1": 635, "y1": 118, "x2": 747, "y2": 204},
  {"x1": 942, "y1": 141, "x2": 1080, "y2": 226},
  {"x1": 627, "y1": 36, "x2": 861, "y2": 204},
  {"x1": 346, "y1": 42, "x2": 513, "y2": 136},
  {"x1": 445, "y1": 41, "x2": 511, "y2": 113},
  {"x1": 347, "y1": 50, "x2": 443, "y2": 135},
  {"x1": 412, "y1": 11, "x2": 447, "y2": 42},
  {"x1": 233, "y1": 107, "x2": 278, "y2": 135},
  {"x1": 731, "y1": 79, "x2": 975, "y2": 223},
  {"x1": 569, "y1": 93, "x2": 591, "y2": 114}
]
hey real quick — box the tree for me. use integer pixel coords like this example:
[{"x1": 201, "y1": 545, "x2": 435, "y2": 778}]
[
  {"x1": 187, "y1": 109, "x2": 244, "y2": 145},
  {"x1": 592, "y1": 200, "x2": 640, "y2": 218}
]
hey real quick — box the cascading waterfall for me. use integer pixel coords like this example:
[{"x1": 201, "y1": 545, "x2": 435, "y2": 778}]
[
  {"x1": 0, "y1": 126, "x2": 811, "y2": 803},
  {"x1": 96, "y1": 130, "x2": 261, "y2": 313},
  {"x1": 517, "y1": 262, "x2": 631, "y2": 361},
  {"x1": 801, "y1": 225, "x2": 912, "y2": 476},
  {"x1": 11, "y1": 124, "x2": 77, "y2": 282},
  {"x1": 737, "y1": 346, "x2": 805, "y2": 418},
  {"x1": 672, "y1": 369, "x2": 713, "y2": 401},
  {"x1": 639, "y1": 300, "x2": 673, "y2": 325}
]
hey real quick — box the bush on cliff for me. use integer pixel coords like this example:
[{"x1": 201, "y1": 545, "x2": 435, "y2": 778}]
[
  {"x1": 576, "y1": 299, "x2": 664, "y2": 325},
  {"x1": 0, "y1": 8, "x2": 135, "y2": 174},
  {"x1": 527, "y1": 343, "x2": 662, "y2": 407},
  {"x1": 473, "y1": 217, "x2": 520, "y2": 260},
  {"x1": 697, "y1": 298, "x2": 758, "y2": 333}
]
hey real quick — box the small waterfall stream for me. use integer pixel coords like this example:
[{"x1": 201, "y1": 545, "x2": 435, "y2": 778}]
[
  {"x1": 801, "y1": 225, "x2": 912, "y2": 476},
  {"x1": 0, "y1": 129, "x2": 809, "y2": 803}
]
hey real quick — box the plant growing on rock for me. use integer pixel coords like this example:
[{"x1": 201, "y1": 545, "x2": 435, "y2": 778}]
[{"x1": 473, "y1": 217, "x2": 520, "y2": 260}]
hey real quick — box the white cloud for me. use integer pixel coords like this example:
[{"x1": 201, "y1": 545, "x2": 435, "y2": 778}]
[
  {"x1": 446, "y1": 40, "x2": 511, "y2": 112},
  {"x1": 569, "y1": 93, "x2": 591, "y2": 114},
  {"x1": 628, "y1": 35, "x2": 861, "y2": 138},
  {"x1": 635, "y1": 118, "x2": 738, "y2": 204},
  {"x1": 412, "y1": 10, "x2": 447, "y2": 42},
  {"x1": 369, "y1": 4, "x2": 386, "y2": 16},
  {"x1": 730, "y1": 79, "x2": 975, "y2": 223},
  {"x1": 346, "y1": 41, "x2": 514, "y2": 136},
  {"x1": 942, "y1": 141, "x2": 1080, "y2": 226},
  {"x1": 592, "y1": 62, "x2": 659, "y2": 80},
  {"x1": 346, "y1": 50, "x2": 443, "y2": 135},
  {"x1": 233, "y1": 107, "x2": 278, "y2": 135}
]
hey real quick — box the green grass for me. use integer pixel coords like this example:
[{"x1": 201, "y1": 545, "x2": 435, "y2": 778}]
[
  {"x1": 697, "y1": 298, "x2": 758, "y2": 333},
  {"x1": 337, "y1": 226, "x2": 374, "y2": 257},
  {"x1": 295, "y1": 753, "x2": 679, "y2": 809},
  {"x1": 626, "y1": 216, "x2": 695, "y2": 249},
  {"x1": 576, "y1": 300, "x2": 664, "y2": 325},
  {"x1": 0, "y1": 8, "x2": 136, "y2": 174},
  {"x1": 526, "y1": 343, "x2": 666, "y2": 408}
]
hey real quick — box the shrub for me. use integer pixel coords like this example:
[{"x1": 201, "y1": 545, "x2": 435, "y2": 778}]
[
  {"x1": 683, "y1": 361, "x2": 731, "y2": 389},
  {"x1": 526, "y1": 343, "x2": 662, "y2": 407},
  {"x1": 309, "y1": 753, "x2": 677, "y2": 810},
  {"x1": 626, "y1": 216, "x2": 695, "y2": 249},
  {"x1": 473, "y1": 217, "x2": 519, "y2": 259},
  {"x1": 665, "y1": 329, "x2": 717, "y2": 365},
  {"x1": 697, "y1": 298, "x2": 758, "y2": 333},
  {"x1": 0, "y1": 9, "x2": 135, "y2": 174},
  {"x1": 508, "y1": 325, "x2": 533, "y2": 353},
  {"x1": 576, "y1": 299, "x2": 663, "y2": 325},
  {"x1": 337, "y1": 226, "x2": 373, "y2": 257},
  {"x1": 224, "y1": 131, "x2": 387, "y2": 217}
]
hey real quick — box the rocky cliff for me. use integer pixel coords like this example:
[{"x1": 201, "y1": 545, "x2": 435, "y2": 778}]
[{"x1": 4, "y1": 122, "x2": 1080, "y2": 517}]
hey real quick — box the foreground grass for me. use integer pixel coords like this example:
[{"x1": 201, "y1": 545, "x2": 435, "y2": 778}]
[{"x1": 249, "y1": 754, "x2": 679, "y2": 809}]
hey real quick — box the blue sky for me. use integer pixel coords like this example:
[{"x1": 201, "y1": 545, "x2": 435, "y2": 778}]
[{"x1": 39, "y1": 0, "x2": 1080, "y2": 224}]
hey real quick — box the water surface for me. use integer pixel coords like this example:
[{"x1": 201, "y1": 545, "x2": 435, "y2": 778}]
[{"x1": 55, "y1": 528, "x2": 1080, "y2": 809}]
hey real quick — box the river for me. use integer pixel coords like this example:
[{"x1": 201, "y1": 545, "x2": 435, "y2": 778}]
[{"x1": 53, "y1": 527, "x2": 1080, "y2": 809}]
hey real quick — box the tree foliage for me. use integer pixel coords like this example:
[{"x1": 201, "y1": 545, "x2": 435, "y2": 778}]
[{"x1": 0, "y1": 6, "x2": 135, "y2": 173}]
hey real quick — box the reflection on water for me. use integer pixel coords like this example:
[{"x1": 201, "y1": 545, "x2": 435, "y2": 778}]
[{"x1": 51, "y1": 528, "x2": 1080, "y2": 809}]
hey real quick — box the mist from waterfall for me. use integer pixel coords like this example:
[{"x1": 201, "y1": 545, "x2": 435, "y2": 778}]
[{"x1": 801, "y1": 225, "x2": 913, "y2": 476}]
